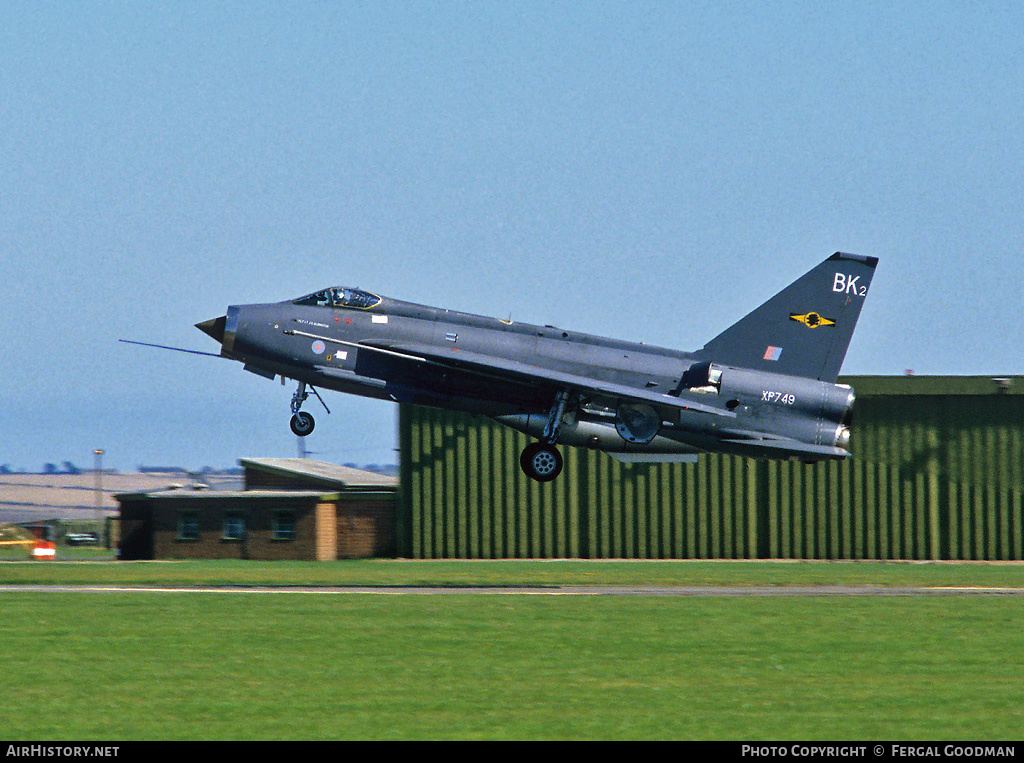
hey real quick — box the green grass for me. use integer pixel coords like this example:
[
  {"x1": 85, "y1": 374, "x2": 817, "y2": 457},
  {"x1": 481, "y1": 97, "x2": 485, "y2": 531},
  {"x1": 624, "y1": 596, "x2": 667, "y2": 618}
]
[
  {"x1": 2, "y1": 592, "x2": 1022, "y2": 740},
  {"x1": 4, "y1": 559, "x2": 1024, "y2": 739},
  {"x1": 4, "y1": 555, "x2": 1024, "y2": 589}
]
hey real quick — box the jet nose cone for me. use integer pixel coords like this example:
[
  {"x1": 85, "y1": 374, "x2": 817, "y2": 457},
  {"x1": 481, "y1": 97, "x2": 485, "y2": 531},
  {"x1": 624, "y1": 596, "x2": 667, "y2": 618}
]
[{"x1": 196, "y1": 315, "x2": 226, "y2": 343}]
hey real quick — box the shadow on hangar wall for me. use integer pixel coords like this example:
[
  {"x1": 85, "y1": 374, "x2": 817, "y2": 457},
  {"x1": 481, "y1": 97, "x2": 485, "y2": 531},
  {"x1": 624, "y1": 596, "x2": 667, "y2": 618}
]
[{"x1": 397, "y1": 376, "x2": 1024, "y2": 561}]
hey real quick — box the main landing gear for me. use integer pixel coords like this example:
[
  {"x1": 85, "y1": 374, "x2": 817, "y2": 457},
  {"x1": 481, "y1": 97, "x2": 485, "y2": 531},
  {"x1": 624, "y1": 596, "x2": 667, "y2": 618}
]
[
  {"x1": 520, "y1": 442, "x2": 563, "y2": 482},
  {"x1": 519, "y1": 389, "x2": 571, "y2": 482},
  {"x1": 288, "y1": 380, "x2": 329, "y2": 437}
]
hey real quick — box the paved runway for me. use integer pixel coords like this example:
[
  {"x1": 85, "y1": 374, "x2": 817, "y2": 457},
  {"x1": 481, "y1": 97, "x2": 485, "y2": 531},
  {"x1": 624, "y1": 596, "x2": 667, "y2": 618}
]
[{"x1": 3, "y1": 584, "x2": 1024, "y2": 596}]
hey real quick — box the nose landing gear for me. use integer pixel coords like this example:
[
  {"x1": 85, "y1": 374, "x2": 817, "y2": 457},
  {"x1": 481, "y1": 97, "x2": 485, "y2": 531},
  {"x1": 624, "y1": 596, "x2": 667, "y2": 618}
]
[
  {"x1": 288, "y1": 380, "x2": 329, "y2": 437},
  {"x1": 290, "y1": 411, "x2": 315, "y2": 437}
]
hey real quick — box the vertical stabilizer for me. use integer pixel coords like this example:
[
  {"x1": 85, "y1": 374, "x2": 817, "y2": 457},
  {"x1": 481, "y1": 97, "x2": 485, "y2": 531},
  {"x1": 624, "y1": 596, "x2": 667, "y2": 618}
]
[{"x1": 695, "y1": 253, "x2": 877, "y2": 382}]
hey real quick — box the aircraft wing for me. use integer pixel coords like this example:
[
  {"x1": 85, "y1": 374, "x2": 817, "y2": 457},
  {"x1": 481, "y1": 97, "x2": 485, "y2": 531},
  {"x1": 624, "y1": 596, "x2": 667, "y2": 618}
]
[
  {"x1": 284, "y1": 327, "x2": 735, "y2": 419},
  {"x1": 355, "y1": 338, "x2": 737, "y2": 420}
]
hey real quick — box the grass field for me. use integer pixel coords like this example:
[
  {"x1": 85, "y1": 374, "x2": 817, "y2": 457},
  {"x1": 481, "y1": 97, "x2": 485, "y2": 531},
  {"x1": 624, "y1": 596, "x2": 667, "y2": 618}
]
[
  {"x1": 2, "y1": 558, "x2": 1024, "y2": 740},
  {"x1": 6, "y1": 549, "x2": 1024, "y2": 587}
]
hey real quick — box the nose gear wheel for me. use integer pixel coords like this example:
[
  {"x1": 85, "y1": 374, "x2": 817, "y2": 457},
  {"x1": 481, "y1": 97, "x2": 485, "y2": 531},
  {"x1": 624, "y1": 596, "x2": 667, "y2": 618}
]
[
  {"x1": 287, "y1": 380, "x2": 329, "y2": 437},
  {"x1": 290, "y1": 411, "x2": 315, "y2": 436}
]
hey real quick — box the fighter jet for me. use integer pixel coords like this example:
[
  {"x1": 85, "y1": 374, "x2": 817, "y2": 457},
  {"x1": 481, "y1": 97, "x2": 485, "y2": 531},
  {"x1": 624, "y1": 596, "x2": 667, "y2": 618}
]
[{"x1": 143, "y1": 253, "x2": 876, "y2": 481}]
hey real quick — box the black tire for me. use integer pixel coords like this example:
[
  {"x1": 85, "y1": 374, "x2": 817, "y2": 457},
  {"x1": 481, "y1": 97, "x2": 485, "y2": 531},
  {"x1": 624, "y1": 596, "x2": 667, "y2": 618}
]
[
  {"x1": 520, "y1": 442, "x2": 563, "y2": 482},
  {"x1": 290, "y1": 411, "x2": 315, "y2": 437}
]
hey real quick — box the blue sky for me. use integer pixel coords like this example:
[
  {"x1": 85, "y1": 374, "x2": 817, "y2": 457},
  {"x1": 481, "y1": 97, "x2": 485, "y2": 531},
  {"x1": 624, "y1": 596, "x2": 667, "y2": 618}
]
[{"x1": 3, "y1": 2, "x2": 1022, "y2": 471}]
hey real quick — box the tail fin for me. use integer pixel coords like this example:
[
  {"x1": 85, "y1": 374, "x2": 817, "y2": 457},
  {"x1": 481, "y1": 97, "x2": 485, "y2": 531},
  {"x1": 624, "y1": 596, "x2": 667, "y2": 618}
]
[{"x1": 695, "y1": 252, "x2": 877, "y2": 382}]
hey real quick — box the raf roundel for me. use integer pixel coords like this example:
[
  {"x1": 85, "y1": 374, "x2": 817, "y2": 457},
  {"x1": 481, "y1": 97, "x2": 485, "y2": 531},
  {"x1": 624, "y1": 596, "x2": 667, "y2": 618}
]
[{"x1": 311, "y1": 340, "x2": 326, "y2": 355}]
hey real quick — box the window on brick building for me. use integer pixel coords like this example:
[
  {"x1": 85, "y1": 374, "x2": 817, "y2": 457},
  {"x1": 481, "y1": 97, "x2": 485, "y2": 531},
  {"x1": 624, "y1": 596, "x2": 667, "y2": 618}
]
[
  {"x1": 272, "y1": 511, "x2": 295, "y2": 541},
  {"x1": 223, "y1": 513, "x2": 246, "y2": 541},
  {"x1": 177, "y1": 512, "x2": 199, "y2": 541}
]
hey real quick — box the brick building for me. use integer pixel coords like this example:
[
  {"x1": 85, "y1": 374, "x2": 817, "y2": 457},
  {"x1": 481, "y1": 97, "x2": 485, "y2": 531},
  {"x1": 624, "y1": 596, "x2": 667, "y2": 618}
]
[{"x1": 116, "y1": 459, "x2": 397, "y2": 561}]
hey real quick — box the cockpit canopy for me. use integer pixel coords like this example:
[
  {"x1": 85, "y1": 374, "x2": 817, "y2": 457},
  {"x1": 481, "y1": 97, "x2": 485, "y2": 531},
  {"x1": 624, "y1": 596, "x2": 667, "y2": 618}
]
[{"x1": 293, "y1": 287, "x2": 381, "y2": 310}]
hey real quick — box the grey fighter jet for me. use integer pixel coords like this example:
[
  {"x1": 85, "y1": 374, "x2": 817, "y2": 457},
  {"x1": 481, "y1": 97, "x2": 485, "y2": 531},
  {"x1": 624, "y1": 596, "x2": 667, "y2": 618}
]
[{"x1": 176, "y1": 253, "x2": 875, "y2": 481}]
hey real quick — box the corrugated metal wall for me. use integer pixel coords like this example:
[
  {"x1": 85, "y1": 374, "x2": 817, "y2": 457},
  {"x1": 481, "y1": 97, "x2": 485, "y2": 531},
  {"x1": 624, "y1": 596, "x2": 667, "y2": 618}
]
[{"x1": 397, "y1": 376, "x2": 1024, "y2": 560}]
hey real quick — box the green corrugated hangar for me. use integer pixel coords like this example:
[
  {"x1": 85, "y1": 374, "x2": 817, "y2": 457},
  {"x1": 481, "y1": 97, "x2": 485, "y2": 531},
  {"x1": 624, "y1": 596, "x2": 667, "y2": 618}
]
[{"x1": 396, "y1": 376, "x2": 1024, "y2": 561}]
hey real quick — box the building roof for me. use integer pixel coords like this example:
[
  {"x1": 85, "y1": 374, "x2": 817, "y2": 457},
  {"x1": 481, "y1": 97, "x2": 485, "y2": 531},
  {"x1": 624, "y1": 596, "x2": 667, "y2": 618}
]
[
  {"x1": 114, "y1": 459, "x2": 397, "y2": 507},
  {"x1": 840, "y1": 375, "x2": 1024, "y2": 396},
  {"x1": 115, "y1": 488, "x2": 344, "y2": 501},
  {"x1": 0, "y1": 471, "x2": 240, "y2": 523},
  {"x1": 239, "y1": 458, "x2": 398, "y2": 489}
]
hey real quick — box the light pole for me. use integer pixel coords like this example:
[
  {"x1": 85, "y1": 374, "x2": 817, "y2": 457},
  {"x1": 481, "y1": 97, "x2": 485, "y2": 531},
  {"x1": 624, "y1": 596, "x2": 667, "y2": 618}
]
[{"x1": 93, "y1": 449, "x2": 104, "y2": 541}]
